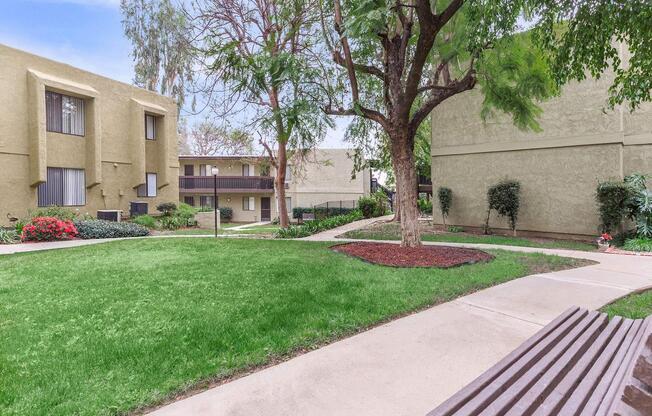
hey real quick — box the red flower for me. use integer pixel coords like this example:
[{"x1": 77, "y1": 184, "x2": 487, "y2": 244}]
[{"x1": 601, "y1": 233, "x2": 613, "y2": 241}]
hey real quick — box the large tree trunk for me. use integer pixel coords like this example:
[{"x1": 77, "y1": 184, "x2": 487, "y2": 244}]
[
  {"x1": 276, "y1": 145, "x2": 289, "y2": 228},
  {"x1": 391, "y1": 157, "x2": 401, "y2": 222},
  {"x1": 391, "y1": 134, "x2": 421, "y2": 247}
]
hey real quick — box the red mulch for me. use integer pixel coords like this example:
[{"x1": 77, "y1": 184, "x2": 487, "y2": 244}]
[{"x1": 331, "y1": 242, "x2": 494, "y2": 268}]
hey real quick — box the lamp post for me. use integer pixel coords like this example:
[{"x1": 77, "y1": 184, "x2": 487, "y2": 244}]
[{"x1": 211, "y1": 166, "x2": 219, "y2": 238}]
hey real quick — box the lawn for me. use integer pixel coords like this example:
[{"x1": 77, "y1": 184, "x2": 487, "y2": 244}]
[
  {"x1": 342, "y1": 221, "x2": 596, "y2": 251},
  {"x1": 601, "y1": 289, "x2": 652, "y2": 319},
  {"x1": 0, "y1": 239, "x2": 590, "y2": 415}
]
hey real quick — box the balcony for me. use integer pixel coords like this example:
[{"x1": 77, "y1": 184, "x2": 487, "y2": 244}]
[{"x1": 179, "y1": 176, "x2": 275, "y2": 193}]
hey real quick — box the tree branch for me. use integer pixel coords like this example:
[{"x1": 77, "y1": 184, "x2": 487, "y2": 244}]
[{"x1": 332, "y1": 50, "x2": 385, "y2": 80}]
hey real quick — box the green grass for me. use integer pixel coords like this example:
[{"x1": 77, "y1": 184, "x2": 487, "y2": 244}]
[
  {"x1": 601, "y1": 289, "x2": 652, "y2": 319},
  {"x1": 342, "y1": 222, "x2": 596, "y2": 251},
  {"x1": 0, "y1": 239, "x2": 590, "y2": 415}
]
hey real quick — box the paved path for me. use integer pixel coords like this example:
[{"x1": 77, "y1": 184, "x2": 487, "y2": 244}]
[
  {"x1": 149, "y1": 234, "x2": 652, "y2": 415},
  {"x1": 300, "y1": 214, "x2": 394, "y2": 241},
  {"x1": 227, "y1": 221, "x2": 272, "y2": 231}
]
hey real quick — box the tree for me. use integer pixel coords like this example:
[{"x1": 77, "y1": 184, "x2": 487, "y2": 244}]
[
  {"x1": 320, "y1": 1, "x2": 556, "y2": 246},
  {"x1": 189, "y1": 0, "x2": 332, "y2": 228},
  {"x1": 320, "y1": 0, "x2": 652, "y2": 247},
  {"x1": 187, "y1": 119, "x2": 254, "y2": 156},
  {"x1": 120, "y1": 0, "x2": 194, "y2": 110}
]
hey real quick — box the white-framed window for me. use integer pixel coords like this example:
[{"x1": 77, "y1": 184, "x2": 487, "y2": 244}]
[
  {"x1": 199, "y1": 164, "x2": 213, "y2": 176},
  {"x1": 37, "y1": 167, "x2": 86, "y2": 206},
  {"x1": 145, "y1": 114, "x2": 156, "y2": 140},
  {"x1": 45, "y1": 91, "x2": 85, "y2": 136},
  {"x1": 242, "y1": 196, "x2": 255, "y2": 211},
  {"x1": 200, "y1": 195, "x2": 216, "y2": 209},
  {"x1": 242, "y1": 163, "x2": 253, "y2": 176},
  {"x1": 284, "y1": 164, "x2": 292, "y2": 182},
  {"x1": 285, "y1": 197, "x2": 292, "y2": 213},
  {"x1": 137, "y1": 173, "x2": 157, "y2": 197}
]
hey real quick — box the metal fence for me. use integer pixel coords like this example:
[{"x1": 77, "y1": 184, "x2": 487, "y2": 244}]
[{"x1": 295, "y1": 200, "x2": 358, "y2": 223}]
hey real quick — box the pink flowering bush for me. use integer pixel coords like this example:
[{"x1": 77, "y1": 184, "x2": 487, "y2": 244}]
[{"x1": 21, "y1": 216, "x2": 78, "y2": 242}]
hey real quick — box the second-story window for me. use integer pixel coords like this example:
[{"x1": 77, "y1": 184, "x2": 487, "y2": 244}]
[
  {"x1": 284, "y1": 165, "x2": 292, "y2": 182},
  {"x1": 145, "y1": 114, "x2": 156, "y2": 140},
  {"x1": 46, "y1": 91, "x2": 85, "y2": 136},
  {"x1": 242, "y1": 163, "x2": 252, "y2": 176}
]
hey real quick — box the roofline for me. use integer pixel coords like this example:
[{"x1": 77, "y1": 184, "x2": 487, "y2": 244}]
[
  {"x1": 179, "y1": 155, "x2": 269, "y2": 160},
  {"x1": 0, "y1": 42, "x2": 176, "y2": 106}
]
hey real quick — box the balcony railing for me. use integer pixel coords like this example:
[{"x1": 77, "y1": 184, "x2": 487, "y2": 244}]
[{"x1": 179, "y1": 175, "x2": 275, "y2": 193}]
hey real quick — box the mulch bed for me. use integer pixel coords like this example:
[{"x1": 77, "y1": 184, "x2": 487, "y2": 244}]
[{"x1": 331, "y1": 242, "x2": 494, "y2": 268}]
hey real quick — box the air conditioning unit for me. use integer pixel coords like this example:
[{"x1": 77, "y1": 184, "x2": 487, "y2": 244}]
[
  {"x1": 130, "y1": 201, "x2": 149, "y2": 217},
  {"x1": 97, "y1": 210, "x2": 122, "y2": 222}
]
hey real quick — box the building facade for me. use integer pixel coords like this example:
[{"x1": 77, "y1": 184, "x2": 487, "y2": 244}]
[
  {"x1": 0, "y1": 44, "x2": 179, "y2": 226},
  {"x1": 179, "y1": 149, "x2": 371, "y2": 222},
  {"x1": 430, "y1": 71, "x2": 652, "y2": 238}
]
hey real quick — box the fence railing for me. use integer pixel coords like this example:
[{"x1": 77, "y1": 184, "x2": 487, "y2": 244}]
[
  {"x1": 294, "y1": 200, "x2": 358, "y2": 223},
  {"x1": 179, "y1": 176, "x2": 274, "y2": 192}
]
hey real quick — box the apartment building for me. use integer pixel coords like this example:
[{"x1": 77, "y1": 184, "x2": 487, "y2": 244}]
[
  {"x1": 0, "y1": 44, "x2": 179, "y2": 225},
  {"x1": 430, "y1": 68, "x2": 652, "y2": 238},
  {"x1": 179, "y1": 149, "x2": 371, "y2": 222}
]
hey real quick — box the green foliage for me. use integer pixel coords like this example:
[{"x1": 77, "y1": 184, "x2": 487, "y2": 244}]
[
  {"x1": 74, "y1": 220, "x2": 149, "y2": 239},
  {"x1": 437, "y1": 187, "x2": 453, "y2": 224},
  {"x1": 159, "y1": 215, "x2": 187, "y2": 230},
  {"x1": 418, "y1": 198, "x2": 433, "y2": 215},
  {"x1": 596, "y1": 181, "x2": 631, "y2": 233},
  {"x1": 448, "y1": 226, "x2": 464, "y2": 233},
  {"x1": 219, "y1": 207, "x2": 233, "y2": 221},
  {"x1": 530, "y1": 0, "x2": 652, "y2": 111},
  {"x1": 0, "y1": 228, "x2": 19, "y2": 244},
  {"x1": 131, "y1": 215, "x2": 158, "y2": 229},
  {"x1": 358, "y1": 191, "x2": 387, "y2": 219},
  {"x1": 292, "y1": 207, "x2": 356, "y2": 220},
  {"x1": 622, "y1": 238, "x2": 652, "y2": 252},
  {"x1": 175, "y1": 202, "x2": 197, "y2": 225},
  {"x1": 276, "y1": 210, "x2": 364, "y2": 238},
  {"x1": 28, "y1": 206, "x2": 78, "y2": 221},
  {"x1": 486, "y1": 180, "x2": 521, "y2": 232},
  {"x1": 14, "y1": 219, "x2": 25, "y2": 234},
  {"x1": 156, "y1": 202, "x2": 177, "y2": 216}
]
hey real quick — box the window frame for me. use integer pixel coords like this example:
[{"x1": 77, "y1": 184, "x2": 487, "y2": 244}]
[
  {"x1": 145, "y1": 114, "x2": 156, "y2": 140},
  {"x1": 45, "y1": 91, "x2": 85, "y2": 137},
  {"x1": 242, "y1": 196, "x2": 255, "y2": 211},
  {"x1": 184, "y1": 196, "x2": 195, "y2": 206},
  {"x1": 137, "y1": 172, "x2": 158, "y2": 198},
  {"x1": 37, "y1": 167, "x2": 86, "y2": 207},
  {"x1": 200, "y1": 195, "x2": 217, "y2": 209}
]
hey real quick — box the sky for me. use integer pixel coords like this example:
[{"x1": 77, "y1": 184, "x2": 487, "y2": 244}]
[{"x1": 0, "y1": 0, "x2": 350, "y2": 148}]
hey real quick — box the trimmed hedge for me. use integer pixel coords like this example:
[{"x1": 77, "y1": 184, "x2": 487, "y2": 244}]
[
  {"x1": 219, "y1": 207, "x2": 233, "y2": 220},
  {"x1": 74, "y1": 220, "x2": 149, "y2": 239},
  {"x1": 437, "y1": 187, "x2": 452, "y2": 225},
  {"x1": 596, "y1": 181, "x2": 631, "y2": 233},
  {"x1": 276, "y1": 210, "x2": 363, "y2": 238},
  {"x1": 485, "y1": 180, "x2": 521, "y2": 233}
]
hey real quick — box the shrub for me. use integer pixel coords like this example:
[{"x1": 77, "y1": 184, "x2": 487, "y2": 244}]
[
  {"x1": 622, "y1": 238, "x2": 652, "y2": 252},
  {"x1": 74, "y1": 220, "x2": 149, "y2": 239},
  {"x1": 358, "y1": 196, "x2": 378, "y2": 219},
  {"x1": 156, "y1": 202, "x2": 177, "y2": 216},
  {"x1": 293, "y1": 206, "x2": 356, "y2": 220},
  {"x1": 175, "y1": 202, "x2": 197, "y2": 226},
  {"x1": 596, "y1": 181, "x2": 631, "y2": 233},
  {"x1": 448, "y1": 225, "x2": 464, "y2": 233},
  {"x1": 21, "y1": 217, "x2": 78, "y2": 241},
  {"x1": 0, "y1": 228, "x2": 19, "y2": 244},
  {"x1": 15, "y1": 219, "x2": 26, "y2": 234},
  {"x1": 418, "y1": 198, "x2": 433, "y2": 215},
  {"x1": 131, "y1": 214, "x2": 158, "y2": 229},
  {"x1": 485, "y1": 180, "x2": 521, "y2": 234},
  {"x1": 276, "y1": 210, "x2": 363, "y2": 238},
  {"x1": 437, "y1": 187, "x2": 452, "y2": 226},
  {"x1": 28, "y1": 206, "x2": 78, "y2": 221},
  {"x1": 219, "y1": 207, "x2": 233, "y2": 221},
  {"x1": 159, "y1": 215, "x2": 187, "y2": 230}
]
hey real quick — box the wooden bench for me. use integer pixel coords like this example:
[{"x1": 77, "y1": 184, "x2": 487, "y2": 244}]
[{"x1": 427, "y1": 307, "x2": 652, "y2": 416}]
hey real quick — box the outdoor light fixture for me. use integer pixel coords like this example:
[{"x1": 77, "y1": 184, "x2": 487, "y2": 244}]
[{"x1": 211, "y1": 167, "x2": 219, "y2": 237}]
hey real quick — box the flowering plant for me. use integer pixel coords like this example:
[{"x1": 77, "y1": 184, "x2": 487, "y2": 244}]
[
  {"x1": 21, "y1": 216, "x2": 78, "y2": 242},
  {"x1": 597, "y1": 232, "x2": 613, "y2": 248}
]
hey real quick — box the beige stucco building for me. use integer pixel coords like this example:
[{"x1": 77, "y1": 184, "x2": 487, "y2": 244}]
[
  {"x1": 430, "y1": 71, "x2": 652, "y2": 238},
  {"x1": 179, "y1": 149, "x2": 371, "y2": 222},
  {"x1": 0, "y1": 44, "x2": 179, "y2": 226}
]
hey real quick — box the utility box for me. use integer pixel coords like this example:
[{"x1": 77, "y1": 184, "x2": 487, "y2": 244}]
[
  {"x1": 97, "y1": 210, "x2": 122, "y2": 222},
  {"x1": 130, "y1": 201, "x2": 148, "y2": 218}
]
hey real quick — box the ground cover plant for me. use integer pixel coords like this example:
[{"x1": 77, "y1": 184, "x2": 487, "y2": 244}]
[
  {"x1": 0, "y1": 238, "x2": 589, "y2": 415},
  {"x1": 341, "y1": 221, "x2": 596, "y2": 252},
  {"x1": 276, "y1": 210, "x2": 364, "y2": 238},
  {"x1": 602, "y1": 289, "x2": 652, "y2": 320},
  {"x1": 74, "y1": 220, "x2": 149, "y2": 239}
]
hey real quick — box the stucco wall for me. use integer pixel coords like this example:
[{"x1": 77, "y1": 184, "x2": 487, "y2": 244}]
[
  {"x1": 430, "y1": 74, "x2": 652, "y2": 237},
  {"x1": 0, "y1": 43, "x2": 179, "y2": 225}
]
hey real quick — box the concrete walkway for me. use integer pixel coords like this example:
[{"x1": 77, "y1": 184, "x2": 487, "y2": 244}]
[
  {"x1": 227, "y1": 221, "x2": 272, "y2": 231},
  {"x1": 148, "y1": 237, "x2": 652, "y2": 415},
  {"x1": 301, "y1": 214, "x2": 394, "y2": 241}
]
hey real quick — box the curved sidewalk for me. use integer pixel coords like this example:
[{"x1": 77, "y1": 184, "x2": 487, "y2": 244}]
[{"x1": 149, "y1": 229, "x2": 652, "y2": 415}]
